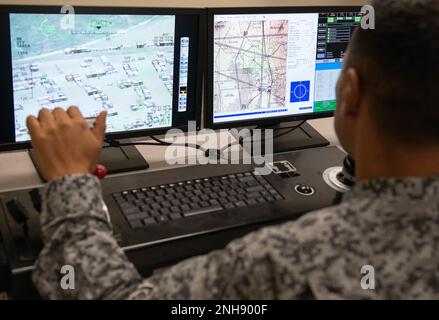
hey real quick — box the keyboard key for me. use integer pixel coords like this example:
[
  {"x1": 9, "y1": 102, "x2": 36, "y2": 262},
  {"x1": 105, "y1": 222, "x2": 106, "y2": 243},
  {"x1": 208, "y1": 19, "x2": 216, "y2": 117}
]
[
  {"x1": 135, "y1": 193, "x2": 146, "y2": 200},
  {"x1": 133, "y1": 199, "x2": 144, "y2": 207},
  {"x1": 129, "y1": 220, "x2": 143, "y2": 229},
  {"x1": 261, "y1": 191, "x2": 271, "y2": 197},
  {"x1": 184, "y1": 206, "x2": 223, "y2": 217},
  {"x1": 165, "y1": 194, "x2": 176, "y2": 201},
  {"x1": 155, "y1": 196, "x2": 165, "y2": 202},
  {"x1": 126, "y1": 195, "x2": 135, "y2": 201},
  {"x1": 219, "y1": 191, "x2": 227, "y2": 198},
  {"x1": 169, "y1": 213, "x2": 183, "y2": 220},
  {"x1": 224, "y1": 203, "x2": 235, "y2": 210},
  {"x1": 236, "y1": 194, "x2": 246, "y2": 201},
  {"x1": 123, "y1": 207, "x2": 140, "y2": 216},
  {"x1": 246, "y1": 180, "x2": 260, "y2": 187},
  {"x1": 200, "y1": 201, "x2": 210, "y2": 207},
  {"x1": 143, "y1": 218, "x2": 156, "y2": 226},
  {"x1": 180, "y1": 204, "x2": 191, "y2": 212},
  {"x1": 127, "y1": 212, "x2": 149, "y2": 220},
  {"x1": 190, "y1": 203, "x2": 201, "y2": 210},
  {"x1": 239, "y1": 176, "x2": 255, "y2": 183},
  {"x1": 184, "y1": 191, "x2": 195, "y2": 197},
  {"x1": 171, "y1": 206, "x2": 181, "y2": 213},
  {"x1": 156, "y1": 216, "x2": 169, "y2": 223},
  {"x1": 247, "y1": 192, "x2": 261, "y2": 199},
  {"x1": 246, "y1": 186, "x2": 264, "y2": 193},
  {"x1": 118, "y1": 202, "x2": 132, "y2": 210},
  {"x1": 149, "y1": 209, "x2": 160, "y2": 217},
  {"x1": 236, "y1": 201, "x2": 246, "y2": 207}
]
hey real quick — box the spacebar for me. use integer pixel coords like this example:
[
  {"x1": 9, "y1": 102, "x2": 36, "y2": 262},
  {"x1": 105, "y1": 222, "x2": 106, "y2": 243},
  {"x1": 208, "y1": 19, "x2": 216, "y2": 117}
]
[{"x1": 183, "y1": 206, "x2": 223, "y2": 217}]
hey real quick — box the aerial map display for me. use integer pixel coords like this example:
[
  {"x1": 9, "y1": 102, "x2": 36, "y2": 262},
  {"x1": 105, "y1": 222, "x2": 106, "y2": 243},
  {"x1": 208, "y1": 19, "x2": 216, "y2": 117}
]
[
  {"x1": 213, "y1": 18, "x2": 288, "y2": 115},
  {"x1": 10, "y1": 13, "x2": 175, "y2": 141}
]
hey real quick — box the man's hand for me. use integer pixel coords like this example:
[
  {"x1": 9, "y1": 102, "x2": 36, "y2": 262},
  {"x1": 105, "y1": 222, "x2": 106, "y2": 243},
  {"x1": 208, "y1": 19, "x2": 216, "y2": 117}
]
[{"x1": 26, "y1": 106, "x2": 107, "y2": 182}]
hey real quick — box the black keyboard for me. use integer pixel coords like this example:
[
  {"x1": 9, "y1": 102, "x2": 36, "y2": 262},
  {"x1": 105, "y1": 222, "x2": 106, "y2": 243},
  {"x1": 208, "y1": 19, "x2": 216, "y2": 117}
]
[{"x1": 113, "y1": 171, "x2": 284, "y2": 229}]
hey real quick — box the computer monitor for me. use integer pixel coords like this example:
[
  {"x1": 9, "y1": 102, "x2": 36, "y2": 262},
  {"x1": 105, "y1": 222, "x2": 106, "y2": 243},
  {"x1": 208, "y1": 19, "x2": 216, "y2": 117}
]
[
  {"x1": 205, "y1": 6, "x2": 362, "y2": 131},
  {"x1": 0, "y1": 5, "x2": 204, "y2": 150}
]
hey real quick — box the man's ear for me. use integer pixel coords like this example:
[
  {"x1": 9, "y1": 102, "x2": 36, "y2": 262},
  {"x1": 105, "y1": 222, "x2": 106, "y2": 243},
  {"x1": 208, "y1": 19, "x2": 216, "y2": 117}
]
[{"x1": 339, "y1": 68, "x2": 361, "y2": 116}]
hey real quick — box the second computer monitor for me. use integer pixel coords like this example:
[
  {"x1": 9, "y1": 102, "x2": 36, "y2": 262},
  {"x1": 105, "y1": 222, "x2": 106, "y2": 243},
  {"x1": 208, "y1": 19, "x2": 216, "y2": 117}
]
[{"x1": 205, "y1": 6, "x2": 362, "y2": 129}]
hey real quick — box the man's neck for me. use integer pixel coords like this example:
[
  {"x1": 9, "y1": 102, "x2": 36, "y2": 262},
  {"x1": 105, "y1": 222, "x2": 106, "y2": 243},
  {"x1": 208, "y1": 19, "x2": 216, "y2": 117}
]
[{"x1": 356, "y1": 142, "x2": 439, "y2": 182}]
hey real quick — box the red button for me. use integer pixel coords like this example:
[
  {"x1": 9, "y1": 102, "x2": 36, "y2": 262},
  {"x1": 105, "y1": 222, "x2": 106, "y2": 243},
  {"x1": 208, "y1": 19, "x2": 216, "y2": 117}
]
[{"x1": 94, "y1": 164, "x2": 108, "y2": 180}]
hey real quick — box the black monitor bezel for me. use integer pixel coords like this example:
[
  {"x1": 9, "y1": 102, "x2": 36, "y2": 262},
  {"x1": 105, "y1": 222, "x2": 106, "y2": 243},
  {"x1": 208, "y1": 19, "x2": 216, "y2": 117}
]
[
  {"x1": 204, "y1": 6, "x2": 362, "y2": 130},
  {"x1": 0, "y1": 5, "x2": 205, "y2": 151}
]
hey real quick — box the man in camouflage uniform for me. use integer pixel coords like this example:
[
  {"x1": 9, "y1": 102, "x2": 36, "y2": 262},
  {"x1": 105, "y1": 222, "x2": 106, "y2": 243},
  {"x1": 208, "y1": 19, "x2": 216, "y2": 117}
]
[{"x1": 27, "y1": 0, "x2": 439, "y2": 299}]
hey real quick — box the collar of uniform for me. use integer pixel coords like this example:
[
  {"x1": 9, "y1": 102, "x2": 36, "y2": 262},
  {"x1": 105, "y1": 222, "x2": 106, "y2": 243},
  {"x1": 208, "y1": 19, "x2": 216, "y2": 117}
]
[{"x1": 343, "y1": 176, "x2": 439, "y2": 201}]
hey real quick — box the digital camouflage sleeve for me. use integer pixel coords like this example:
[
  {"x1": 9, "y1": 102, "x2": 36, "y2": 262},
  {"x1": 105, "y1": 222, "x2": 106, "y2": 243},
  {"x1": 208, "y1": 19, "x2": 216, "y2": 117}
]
[{"x1": 32, "y1": 174, "x2": 439, "y2": 299}]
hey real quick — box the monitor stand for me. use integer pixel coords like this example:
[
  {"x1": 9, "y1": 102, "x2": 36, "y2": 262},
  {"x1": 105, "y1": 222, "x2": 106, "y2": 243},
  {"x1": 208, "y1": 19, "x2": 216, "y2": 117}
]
[
  {"x1": 231, "y1": 121, "x2": 330, "y2": 155},
  {"x1": 28, "y1": 143, "x2": 149, "y2": 182}
]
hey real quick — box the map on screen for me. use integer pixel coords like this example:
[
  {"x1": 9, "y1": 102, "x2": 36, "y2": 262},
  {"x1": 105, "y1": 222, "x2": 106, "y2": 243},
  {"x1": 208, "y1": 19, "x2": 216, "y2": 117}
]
[
  {"x1": 213, "y1": 19, "x2": 289, "y2": 113},
  {"x1": 212, "y1": 12, "x2": 357, "y2": 124},
  {"x1": 10, "y1": 13, "x2": 175, "y2": 141},
  {"x1": 213, "y1": 13, "x2": 321, "y2": 124}
]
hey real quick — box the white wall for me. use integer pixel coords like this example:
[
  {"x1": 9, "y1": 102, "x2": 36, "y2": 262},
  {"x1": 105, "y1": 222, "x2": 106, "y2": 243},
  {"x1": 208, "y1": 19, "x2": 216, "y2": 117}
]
[{"x1": 0, "y1": 0, "x2": 367, "y2": 8}]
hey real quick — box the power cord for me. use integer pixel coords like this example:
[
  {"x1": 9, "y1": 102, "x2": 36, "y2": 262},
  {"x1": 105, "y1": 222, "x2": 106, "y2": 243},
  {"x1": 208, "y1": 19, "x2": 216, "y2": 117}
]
[
  {"x1": 104, "y1": 135, "x2": 208, "y2": 154},
  {"x1": 272, "y1": 120, "x2": 306, "y2": 139},
  {"x1": 104, "y1": 121, "x2": 307, "y2": 161}
]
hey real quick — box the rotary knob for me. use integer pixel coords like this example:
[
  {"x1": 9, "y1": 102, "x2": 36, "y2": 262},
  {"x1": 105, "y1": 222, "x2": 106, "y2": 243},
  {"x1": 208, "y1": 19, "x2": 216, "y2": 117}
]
[{"x1": 294, "y1": 184, "x2": 315, "y2": 196}]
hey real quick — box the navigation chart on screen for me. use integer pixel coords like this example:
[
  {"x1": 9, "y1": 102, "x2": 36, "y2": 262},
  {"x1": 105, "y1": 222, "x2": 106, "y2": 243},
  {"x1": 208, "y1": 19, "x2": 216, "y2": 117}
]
[
  {"x1": 213, "y1": 13, "x2": 321, "y2": 123},
  {"x1": 10, "y1": 14, "x2": 175, "y2": 141},
  {"x1": 212, "y1": 11, "x2": 361, "y2": 124},
  {"x1": 213, "y1": 18, "x2": 288, "y2": 114}
]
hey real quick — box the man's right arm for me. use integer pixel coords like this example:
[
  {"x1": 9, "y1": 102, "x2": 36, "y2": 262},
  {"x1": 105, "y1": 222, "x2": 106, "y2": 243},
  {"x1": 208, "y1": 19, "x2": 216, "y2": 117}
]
[{"x1": 130, "y1": 221, "x2": 312, "y2": 300}]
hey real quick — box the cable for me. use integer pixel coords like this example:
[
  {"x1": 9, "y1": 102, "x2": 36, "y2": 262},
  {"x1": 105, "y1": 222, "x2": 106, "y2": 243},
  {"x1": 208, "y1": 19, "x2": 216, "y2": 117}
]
[
  {"x1": 219, "y1": 135, "x2": 247, "y2": 154},
  {"x1": 220, "y1": 120, "x2": 307, "y2": 154},
  {"x1": 149, "y1": 135, "x2": 208, "y2": 154},
  {"x1": 104, "y1": 135, "x2": 208, "y2": 154},
  {"x1": 103, "y1": 121, "x2": 307, "y2": 161},
  {"x1": 272, "y1": 120, "x2": 306, "y2": 139}
]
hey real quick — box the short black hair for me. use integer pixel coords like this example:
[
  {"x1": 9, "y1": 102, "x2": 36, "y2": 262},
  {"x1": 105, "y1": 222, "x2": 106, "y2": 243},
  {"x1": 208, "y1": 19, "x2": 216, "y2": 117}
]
[{"x1": 346, "y1": 0, "x2": 439, "y2": 145}]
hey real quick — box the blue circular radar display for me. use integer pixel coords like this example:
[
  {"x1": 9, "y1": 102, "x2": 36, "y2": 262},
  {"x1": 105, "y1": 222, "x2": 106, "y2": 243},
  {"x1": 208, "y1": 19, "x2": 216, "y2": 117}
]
[{"x1": 290, "y1": 81, "x2": 311, "y2": 103}]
